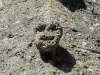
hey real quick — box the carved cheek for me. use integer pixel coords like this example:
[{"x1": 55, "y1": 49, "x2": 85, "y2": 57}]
[{"x1": 34, "y1": 32, "x2": 44, "y2": 43}]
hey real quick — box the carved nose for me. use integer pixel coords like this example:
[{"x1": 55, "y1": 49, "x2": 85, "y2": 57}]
[{"x1": 40, "y1": 35, "x2": 55, "y2": 40}]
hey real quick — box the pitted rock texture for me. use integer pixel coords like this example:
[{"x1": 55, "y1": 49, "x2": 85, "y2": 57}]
[{"x1": 0, "y1": 0, "x2": 100, "y2": 75}]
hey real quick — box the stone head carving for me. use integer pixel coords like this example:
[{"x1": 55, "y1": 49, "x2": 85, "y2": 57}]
[{"x1": 34, "y1": 22, "x2": 63, "y2": 52}]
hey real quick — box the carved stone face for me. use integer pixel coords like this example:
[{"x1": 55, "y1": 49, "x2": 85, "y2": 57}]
[{"x1": 34, "y1": 22, "x2": 62, "y2": 52}]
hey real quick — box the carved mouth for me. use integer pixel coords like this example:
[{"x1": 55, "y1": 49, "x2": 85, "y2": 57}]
[
  {"x1": 40, "y1": 35, "x2": 55, "y2": 40},
  {"x1": 35, "y1": 30, "x2": 62, "y2": 52}
]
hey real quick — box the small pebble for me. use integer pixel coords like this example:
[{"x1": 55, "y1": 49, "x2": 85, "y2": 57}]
[
  {"x1": 28, "y1": 46, "x2": 36, "y2": 57},
  {"x1": 28, "y1": 44, "x2": 37, "y2": 57}
]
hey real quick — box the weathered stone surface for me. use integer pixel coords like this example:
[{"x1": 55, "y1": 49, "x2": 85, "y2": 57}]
[{"x1": 0, "y1": 0, "x2": 100, "y2": 75}]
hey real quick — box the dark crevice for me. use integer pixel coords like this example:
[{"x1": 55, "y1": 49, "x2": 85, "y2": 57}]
[{"x1": 59, "y1": 0, "x2": 87, "y2": 12}]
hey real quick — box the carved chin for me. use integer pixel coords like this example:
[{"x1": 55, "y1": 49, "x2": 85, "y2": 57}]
[{"x1": 36, "y1": 40, "x2": 57, "y2": 52}]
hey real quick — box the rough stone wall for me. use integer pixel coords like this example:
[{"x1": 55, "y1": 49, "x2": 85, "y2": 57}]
[{"x1": 0, "y1": 0, "x2": 100, "y2": 75}]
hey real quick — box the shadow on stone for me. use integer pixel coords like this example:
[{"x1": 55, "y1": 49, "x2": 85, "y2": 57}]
[
  {"x1": 59, "y1": 0, "x2": 87, "y2": 12},
  {"x1": 39, "y1": 45, "x2": 76, "y2": 73}
]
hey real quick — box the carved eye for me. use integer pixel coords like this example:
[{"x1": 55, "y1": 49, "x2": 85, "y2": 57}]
[
  {"x1": 48, "y1": 24, "x2": 57, "y2": 31},
  {"x1": 35, "y1": 24, "x2": 46, "y2": 32},
  {"x1": 48, "y1": 23, "x2": 61, "y2": 31}
]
